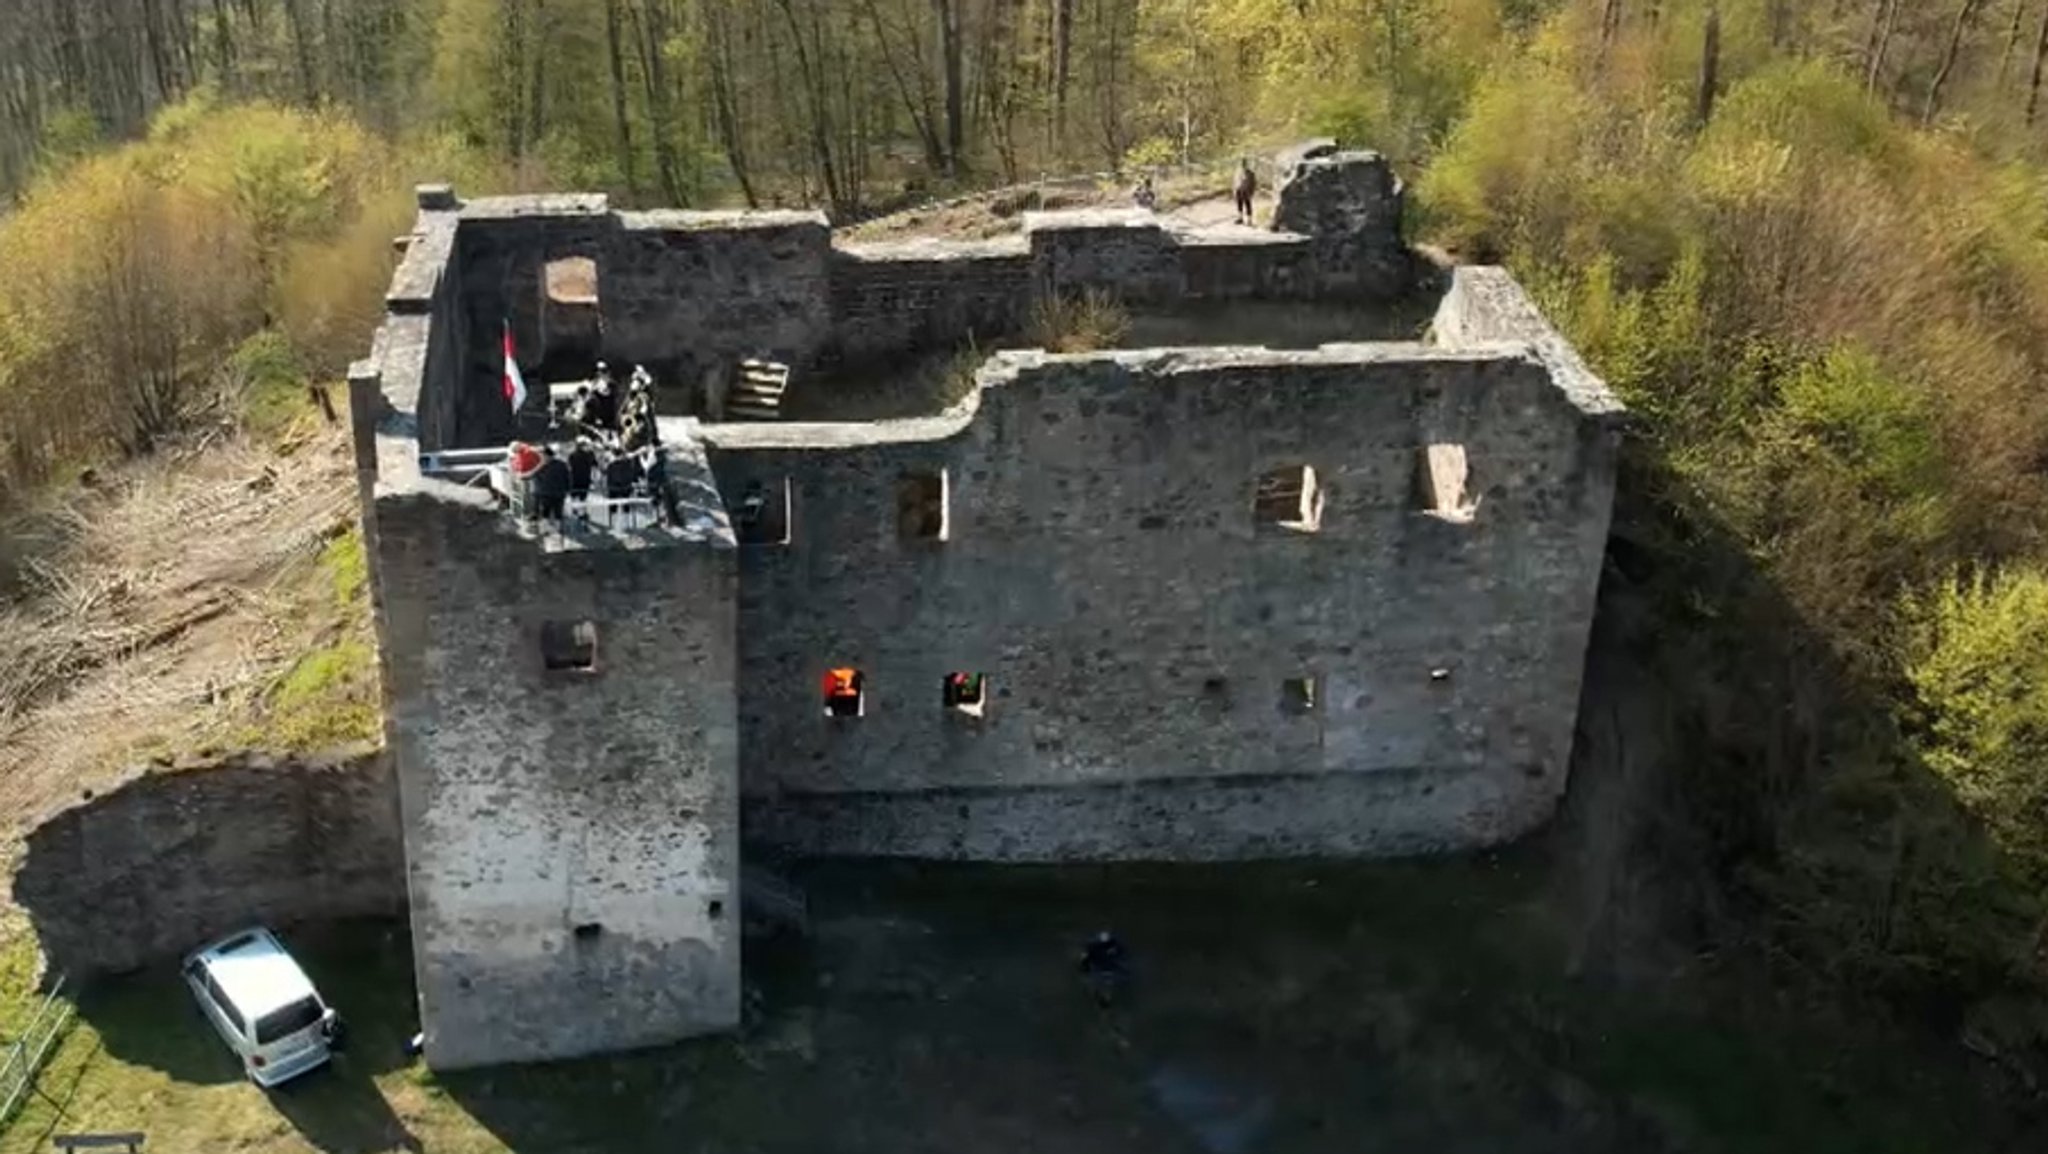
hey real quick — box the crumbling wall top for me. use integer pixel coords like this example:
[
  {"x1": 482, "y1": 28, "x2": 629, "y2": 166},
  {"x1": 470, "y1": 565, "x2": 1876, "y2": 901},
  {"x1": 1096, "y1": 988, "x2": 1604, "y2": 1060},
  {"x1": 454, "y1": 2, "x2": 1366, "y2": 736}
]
[{"x1": 618, "y1": 208, "x2": 830, "y2": 233}]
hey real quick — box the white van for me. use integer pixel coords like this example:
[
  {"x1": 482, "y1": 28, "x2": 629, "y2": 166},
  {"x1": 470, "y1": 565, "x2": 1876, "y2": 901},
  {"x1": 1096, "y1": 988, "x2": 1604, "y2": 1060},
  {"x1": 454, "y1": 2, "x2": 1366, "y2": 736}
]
[{"x1": 181, "y1": 927, "x2": 343, "y2": 1087}]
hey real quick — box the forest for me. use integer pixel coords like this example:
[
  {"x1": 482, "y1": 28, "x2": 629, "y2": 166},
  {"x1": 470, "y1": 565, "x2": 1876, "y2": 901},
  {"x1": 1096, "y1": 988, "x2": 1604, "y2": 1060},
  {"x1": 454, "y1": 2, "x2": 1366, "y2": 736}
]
[{"x1": 4, "y1": 0, "x2": 2048, "y2": 1108}]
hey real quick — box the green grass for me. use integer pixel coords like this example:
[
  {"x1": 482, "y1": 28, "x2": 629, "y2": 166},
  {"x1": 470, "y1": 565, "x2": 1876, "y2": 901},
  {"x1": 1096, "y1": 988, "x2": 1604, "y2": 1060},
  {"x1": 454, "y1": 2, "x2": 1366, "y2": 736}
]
[
  {"x1": 220, "y1": 525, "x2": 379, "y2": 754},
  {"x1": 0, "y1": 854, "x2": 2005, "y2": 1153}
]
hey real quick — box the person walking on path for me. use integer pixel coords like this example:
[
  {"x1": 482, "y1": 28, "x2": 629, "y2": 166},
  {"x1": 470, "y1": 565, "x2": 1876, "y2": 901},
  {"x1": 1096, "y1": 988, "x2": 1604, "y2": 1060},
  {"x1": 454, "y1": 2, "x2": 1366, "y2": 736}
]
[{"x1": 1232, "y1": 158, "x2": 1258, "y2": 226}]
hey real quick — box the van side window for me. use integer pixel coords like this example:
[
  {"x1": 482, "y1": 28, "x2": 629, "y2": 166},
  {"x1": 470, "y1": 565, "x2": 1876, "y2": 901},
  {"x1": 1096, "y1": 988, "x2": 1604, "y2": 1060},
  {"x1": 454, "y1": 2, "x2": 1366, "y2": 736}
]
[{"x1": 203, "y1": 971, "x2": 247, "y2": 1037}]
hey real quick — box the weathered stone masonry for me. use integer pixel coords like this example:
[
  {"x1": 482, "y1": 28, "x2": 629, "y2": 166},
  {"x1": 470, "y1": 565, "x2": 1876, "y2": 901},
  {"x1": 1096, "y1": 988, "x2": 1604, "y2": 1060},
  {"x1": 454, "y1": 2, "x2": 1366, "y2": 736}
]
[{"x1": 350, "y1": 149, "x2": 1623, "y2": 1070}]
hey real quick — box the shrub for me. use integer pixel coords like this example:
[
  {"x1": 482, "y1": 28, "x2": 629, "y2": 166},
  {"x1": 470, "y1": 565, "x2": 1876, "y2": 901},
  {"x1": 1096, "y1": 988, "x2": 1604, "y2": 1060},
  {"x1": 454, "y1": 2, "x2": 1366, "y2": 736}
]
[
  {"x1": 1906, "y1": 568, "x2": 2048, "y2": 886},
  {"x1": 1027, "y1": 289, "x2": 1131, "y2": 354}
]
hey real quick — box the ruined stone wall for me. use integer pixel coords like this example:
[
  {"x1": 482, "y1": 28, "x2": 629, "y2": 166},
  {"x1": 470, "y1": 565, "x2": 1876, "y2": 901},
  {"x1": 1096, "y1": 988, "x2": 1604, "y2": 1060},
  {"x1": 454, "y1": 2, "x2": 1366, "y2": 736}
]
[
  {"x1": 1271, "y1": 149, "x2": 1414, "y2": 298},
  {"x1": 11, "y1": 751, "x2": 403, "y2": 978},
  {"x1": 600, "y1": 211, "x2": 833, "y2": 403},
  {"x1": 447, "y1": 200, "x2": 611, "y2": 448},
  {"x1": 368, "y1": 490, "x2": 741, "y2": 1071},
  {"x1": 1025, "y1": 211, "x2": 1185, "y2": 304},
  {"x1": 828, "y1": 239, "x2": 1033, "y2": 365},
  {"x1": 703, "y1": 343, "x2": 1619, "y2": 860}
]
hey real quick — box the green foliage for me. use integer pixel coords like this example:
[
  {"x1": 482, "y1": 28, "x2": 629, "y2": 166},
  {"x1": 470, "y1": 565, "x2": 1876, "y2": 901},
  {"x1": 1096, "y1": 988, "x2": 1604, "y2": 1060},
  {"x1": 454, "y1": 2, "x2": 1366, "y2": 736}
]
[
  {"x1": 1907, "y1": 569, "x2": 2048, "y2": 886},
  {"x1": 227, "y1": 329, "x2": 311, "y2": 442},
  {"x1": 235, "y1": 527, "x2": 378, "y2": 753}
]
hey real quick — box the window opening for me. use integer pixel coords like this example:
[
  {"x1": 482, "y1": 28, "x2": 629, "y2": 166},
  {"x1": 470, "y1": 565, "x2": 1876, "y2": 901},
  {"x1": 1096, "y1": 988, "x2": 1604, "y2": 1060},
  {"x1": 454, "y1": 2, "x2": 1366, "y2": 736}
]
[
  {"x1": 942, "y1": 672, "x2": 989, "y2": 718},
  {"x1": 1417, "y1": 444, "x2": 1478, "y2": 522},
  {"x1": 708, "y1": 900, "x2": 725, "y2": 921},
  {"x1": 1281, "y1": 677, "x2": 1318, "y2": 715},
  {"x1": 823, "y1": 667, "x2": 867, "y2": 718},
  {"x1": 734, "y1": 478, "x2": 792, "y2": 545},
  {"x1": 573, "y1": 922, "x2": 604, "y2": 942},
  {"x1": 1200, "y1": 676, "x2": 1232, "y2": 715},
  {"x1": 541, "y1": 620, "x2": 599, "y2": 672},
  {"x1": 898, "y1": 470, "x2": 949, "y2": 541},
  {"x1": 1252, "y1": 465, "x2": 1323, "y2": 532}
]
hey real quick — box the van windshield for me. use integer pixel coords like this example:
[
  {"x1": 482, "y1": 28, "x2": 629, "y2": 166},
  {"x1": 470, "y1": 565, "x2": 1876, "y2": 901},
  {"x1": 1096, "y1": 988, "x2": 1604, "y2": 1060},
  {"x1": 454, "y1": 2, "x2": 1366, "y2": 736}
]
[{"x1": 253, "y1": 995, "x2": 324, "y2": 1044}]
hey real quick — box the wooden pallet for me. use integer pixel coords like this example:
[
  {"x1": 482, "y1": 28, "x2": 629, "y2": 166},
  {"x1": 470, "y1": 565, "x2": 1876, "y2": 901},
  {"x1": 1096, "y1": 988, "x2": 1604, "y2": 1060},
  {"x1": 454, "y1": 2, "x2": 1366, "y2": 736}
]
[{"x1": 727, "y1": 359, "x2": 790, "y2": 422}]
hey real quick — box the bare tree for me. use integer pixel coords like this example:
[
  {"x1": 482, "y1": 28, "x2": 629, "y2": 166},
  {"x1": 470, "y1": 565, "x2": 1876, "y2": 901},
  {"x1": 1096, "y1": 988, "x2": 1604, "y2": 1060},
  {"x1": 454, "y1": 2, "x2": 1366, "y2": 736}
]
[
  {"x1": 1925, "y1": 0, "x2": 1987, "y2": 123},
  {"x1": 1697, "y1": 4, "x2": 1722, "y2": 127},
  {"x1": 2029, "y1": 0, "x2": 2048, "y2": 123}
]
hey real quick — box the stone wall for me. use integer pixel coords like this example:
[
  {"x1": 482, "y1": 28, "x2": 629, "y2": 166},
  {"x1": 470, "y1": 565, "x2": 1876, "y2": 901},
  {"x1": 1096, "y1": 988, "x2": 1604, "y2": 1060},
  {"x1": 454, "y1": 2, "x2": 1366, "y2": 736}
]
[
  {"x1": 412, "y1": 147, "x2": 1418, "y2": 443},
  {"x1": 828, "y1": 238, "x2": 1033, "y2": 366},
  {"x1": 702, "y1": 341, "x2": 1620, "y2": 860},
  {"x1": 11, "y1": 750, "x2": 403, "y2": 978},
  {"x1": 1271, "y1": 149, "x2": 1413, "y2": 298},
  {"x1": 368, "y1": 484, "x2": 741, "y2": 1071},
  {"x1": 1025, "y1": 210, "x2": 1185, "y2": 304},
  {"x1": 600, "y1": 210, "x2": 833, "y2": 404}
]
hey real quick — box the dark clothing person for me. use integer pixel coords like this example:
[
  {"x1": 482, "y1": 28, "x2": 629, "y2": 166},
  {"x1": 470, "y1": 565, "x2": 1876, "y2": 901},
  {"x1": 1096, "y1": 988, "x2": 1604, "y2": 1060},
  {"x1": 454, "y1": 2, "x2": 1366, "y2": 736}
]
[
  {"x1": 603, "y1": 453, "x2": 644, "y2": 501},
  {"x1": 531, "y1": 454, "x2": 572, "y2": 523},
  {"x1": 1080, "y1": 932, "x2": 1127, "y2": 977},
  {"x1": 567, "y1": 444, "x2": 598, "y2": 498},
  {"x1": 588, "y1": 385, "x2": 617, "y2": 431},
  {"x1": 644, "y1": 451, "x2": 678, "y2": 525},
  {"x1": 1232, "y1": 160, "x2": 1258, "y2": 225},
  {"x1": 1079, "y1": 931, "x2": 1129, "y2": 1007}
]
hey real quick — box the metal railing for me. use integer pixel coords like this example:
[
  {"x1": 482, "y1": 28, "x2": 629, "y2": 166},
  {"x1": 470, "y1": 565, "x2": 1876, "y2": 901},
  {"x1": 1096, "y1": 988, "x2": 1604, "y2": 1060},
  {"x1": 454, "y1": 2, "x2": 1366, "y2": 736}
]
[{"x1": 0, "y1": 975, "x2": 74, "y2": 1130}]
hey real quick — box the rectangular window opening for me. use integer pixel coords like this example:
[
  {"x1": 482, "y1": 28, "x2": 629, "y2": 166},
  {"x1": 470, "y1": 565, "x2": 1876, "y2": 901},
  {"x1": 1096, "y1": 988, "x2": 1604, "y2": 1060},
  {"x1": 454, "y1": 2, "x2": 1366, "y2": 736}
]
[
  {"x1": 541, "y1": 620, "x2": 599, "y2": 672},
  {"x1": 1253, "y1": 465, "x2": 1323, "y2": 533},
  {"x1": 1417, "y1": 444, "x2": 1478, "y2": 523},
  {"x1": 734, "y1": 478, "x2": 793, "y2": 545},
  {"x1": 897, "y1": 469, "x2": 950, "y2": 541},
  {"x1": 1281, "y1": 676, "x2": 1318, "y2": 716},
  {"x1": 823, "y1": 667, "x2": 867, "y2": 718},
  {"x1": 942, "y1": 671, "x2": 989, "y2": 718}
]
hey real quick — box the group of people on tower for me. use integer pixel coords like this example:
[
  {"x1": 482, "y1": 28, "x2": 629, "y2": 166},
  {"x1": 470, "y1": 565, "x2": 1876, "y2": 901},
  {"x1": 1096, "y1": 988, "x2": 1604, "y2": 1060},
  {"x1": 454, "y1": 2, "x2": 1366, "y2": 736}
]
[
  {"x1": 556, "y1": 361, "x2": 660, "y2": 452},
  {"x1": 506, "y1": 359, "x2": 683, "y2": 531}
]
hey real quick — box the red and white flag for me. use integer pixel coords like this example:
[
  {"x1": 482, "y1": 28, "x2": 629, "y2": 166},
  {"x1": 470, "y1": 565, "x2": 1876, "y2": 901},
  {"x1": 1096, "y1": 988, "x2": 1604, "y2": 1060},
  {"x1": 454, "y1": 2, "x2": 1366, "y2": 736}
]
[{"x1": 502, "y1": 321, "x2": 527, "y2": 412}]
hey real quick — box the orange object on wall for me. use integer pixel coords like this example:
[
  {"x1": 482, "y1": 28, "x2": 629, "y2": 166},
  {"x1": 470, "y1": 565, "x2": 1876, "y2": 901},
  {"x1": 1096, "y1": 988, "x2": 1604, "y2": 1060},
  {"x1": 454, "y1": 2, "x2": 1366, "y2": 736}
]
[{"x1": 823, "y1": 668, "x2": 861, "y2": 699}]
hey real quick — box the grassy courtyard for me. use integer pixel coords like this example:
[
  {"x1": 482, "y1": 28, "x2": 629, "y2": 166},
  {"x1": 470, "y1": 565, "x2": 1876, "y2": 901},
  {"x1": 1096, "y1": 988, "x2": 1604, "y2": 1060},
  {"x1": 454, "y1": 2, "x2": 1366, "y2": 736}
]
[{"x1": 0, "y1": 852, "x2": 2009, "y2": 1153}]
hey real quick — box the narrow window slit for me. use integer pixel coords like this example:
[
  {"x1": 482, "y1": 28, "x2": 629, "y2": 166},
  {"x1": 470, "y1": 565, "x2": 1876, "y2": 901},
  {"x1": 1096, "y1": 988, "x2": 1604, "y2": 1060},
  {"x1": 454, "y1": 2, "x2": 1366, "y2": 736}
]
[
  {"x1": 898, "y1": 470, "x2": 949, "y2": 541},
  {"x1": 541, "y1": 620, "x2": 599, "y2": 672},
  {"x1": 734, "y1": 478, "x2": 793, "y2": 545},
  {"x1": 1281, "y1": 677, "x2": 1318, "y2": 715},
  {"x1": 1253, "y1": 465, "x2": 1323, "y2": 532},
  {"x1": 943, "y1": 672, "x2": 989, "y2": 718},
  {"x1": 1416, "y1": 444, "x2": 1478, "y2": 522}
]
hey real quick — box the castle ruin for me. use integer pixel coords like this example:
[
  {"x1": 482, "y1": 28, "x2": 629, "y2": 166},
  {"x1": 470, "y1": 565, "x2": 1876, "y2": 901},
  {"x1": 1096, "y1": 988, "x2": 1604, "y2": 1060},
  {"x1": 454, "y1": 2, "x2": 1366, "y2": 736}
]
[{"x1": 348, "y1": 145, "x2": 1623, "y2": 1071}]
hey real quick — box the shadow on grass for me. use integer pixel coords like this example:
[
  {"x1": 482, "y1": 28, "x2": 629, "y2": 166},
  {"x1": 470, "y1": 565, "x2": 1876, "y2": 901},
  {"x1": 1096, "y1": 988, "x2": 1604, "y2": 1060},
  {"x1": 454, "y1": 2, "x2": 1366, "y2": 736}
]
[{"x1": 66, "y1": 918, "x2": 422, "y2": 1153}]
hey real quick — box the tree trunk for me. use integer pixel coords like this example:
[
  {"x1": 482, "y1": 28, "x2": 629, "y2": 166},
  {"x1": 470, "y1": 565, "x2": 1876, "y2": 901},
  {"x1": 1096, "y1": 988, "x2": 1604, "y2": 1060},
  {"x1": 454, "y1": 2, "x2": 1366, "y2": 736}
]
[
  {"x1": 1925, "y1": 0, "x2": 1986, "y2": 123},
  {"x1": 282, "y1": 0, "x2": 319, "y2": 106},
  {"x1": 2000, "y1": 0, "x2": 2031, "y2": 88},
  {"x1": 1052, "y1": 0, "x2": 1072, "y2": 149},
  {"x1": 632, "y1": 0, "x2": 685, "y2": 204},
  {"x1": 604, "y1": 0, "x2": 637, "y2": 194},
  {"x1": 527, "y1": 0, "x2": 547, "y2": 152},
  {"x1": 1697, "y1": 5, "x2": 1721, "y2": 126},
  {"x1": 209, "y1": 0, "x2": 234, "y2": 95},
  {"x1": 1866, "y1": 0, "x2": 1898, "y2": 95},
  {"x1": 937, "y1": 0, "x2": 963, "y2": 174},
  {"x1": 702, "y1": 0, "x2": 757, "y2": 207},
  {"x1": 2028, "y1": 0, "x2": 2048, "y2": 124},
  {"x1": 860, "y1": 0, "x2": 946, "y2": 172}
]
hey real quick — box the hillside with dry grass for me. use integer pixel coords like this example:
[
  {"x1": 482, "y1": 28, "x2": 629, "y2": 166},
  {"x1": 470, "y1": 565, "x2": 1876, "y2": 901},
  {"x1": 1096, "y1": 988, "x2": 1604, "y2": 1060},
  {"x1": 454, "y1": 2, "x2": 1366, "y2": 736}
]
[{"x1": 0, "y1": 393, "x2": 371, "y2": 860}]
